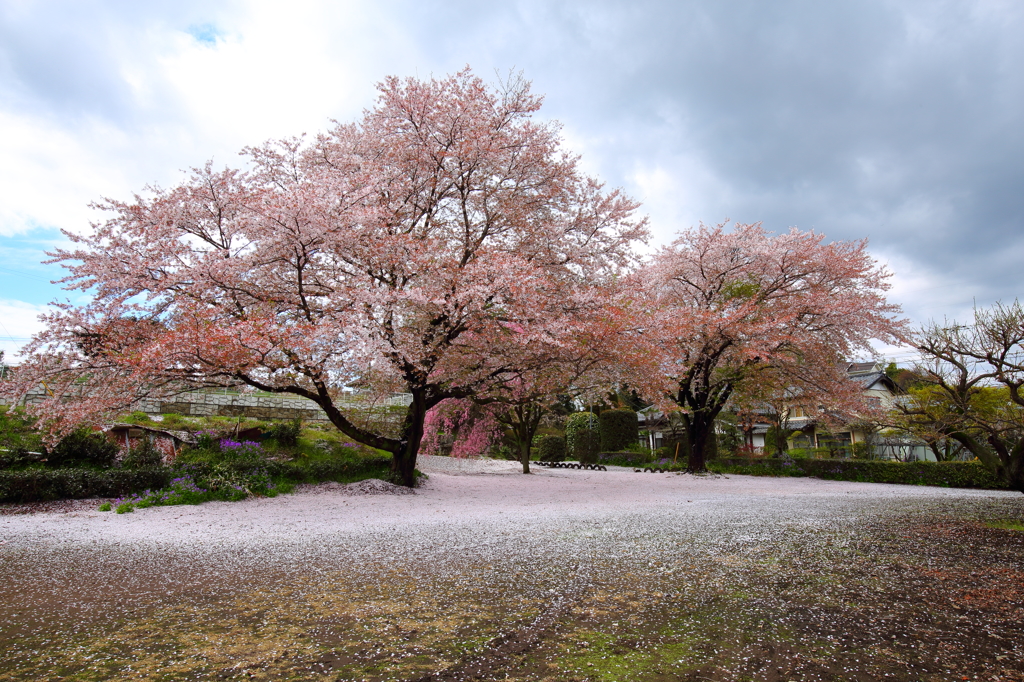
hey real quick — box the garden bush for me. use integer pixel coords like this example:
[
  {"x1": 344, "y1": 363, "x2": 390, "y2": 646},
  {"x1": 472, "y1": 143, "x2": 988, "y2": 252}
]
[
  {"x1": 565, "y1": 412, "x2": 600, "y2": 463},
  {"x1": 120, "y1": 439, "x2": 164, "y2": 468},
  {"x1": 599, "y1": 409, "x2": 639, "y2": 452},
  {"x1": 537, "y1": 435, "x2": 567, "y2": 462},
  {"x1": 264, "y1": 418, "x2": 302, "y2": 446},
  {"x1": 44, "y1": 428, "x2": 119, "y2": 469},
  {"x1": 0, "y1": 416, "x2": 394, "y2": 505},
  {"x1": 104, "y1": 474, "x2": 234, "y2": 514},
  {"x1": 0, "y1": 447, "x2": 45, "y2": 469},
  {"x1": 0, "y1": 408, "x2": 42, "y2": 463}
]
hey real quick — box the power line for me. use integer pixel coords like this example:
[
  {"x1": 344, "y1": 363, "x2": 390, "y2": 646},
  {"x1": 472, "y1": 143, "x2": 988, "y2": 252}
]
[{"x1": 0, "y1": 266, "x2": 57, "y2": 284}]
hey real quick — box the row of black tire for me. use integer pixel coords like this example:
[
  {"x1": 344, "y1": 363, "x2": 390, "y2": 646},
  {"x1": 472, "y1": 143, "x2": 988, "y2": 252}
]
[
  {"x1": 536, "y1": 462, "x2": 608, "y2": 471},
  {"x1": 534, "y1": 462, "x2": 674, "y2": 473}
]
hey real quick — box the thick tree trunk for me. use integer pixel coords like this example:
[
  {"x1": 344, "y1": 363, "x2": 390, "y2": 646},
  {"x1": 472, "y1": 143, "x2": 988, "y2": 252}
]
[
  {"x1": 513, "y1": 413, "x2": 539, "y2": 474},
  {"x1": 392, "y1": 443, "x2": 418, "y2": 488},
  {"x1": 687, "y1": 412, "x2": 714, "y2": 472},
  {"x1": 392, "y1": 390, "x2": 429, "y2": 488},
  {"x1": 768, "y1": 415, "x2": 783, "y2": 458},
  {"x1": 1006, "y1": 438, "x2": 1024, "y2": 494},
  {"x1": 948, "y1": 431, "x2": 1024, "y2": 495}
]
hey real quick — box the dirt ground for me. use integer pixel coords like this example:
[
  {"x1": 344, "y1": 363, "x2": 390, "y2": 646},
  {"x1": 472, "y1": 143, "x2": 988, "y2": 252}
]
[{"x1": 1, "y1": 458, "x2": 1023, "y2": 681}]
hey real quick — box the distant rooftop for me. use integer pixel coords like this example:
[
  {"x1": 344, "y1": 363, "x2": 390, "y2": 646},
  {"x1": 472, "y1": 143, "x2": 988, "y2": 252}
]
[{"x1": 845, "y1": 361, "x2": 882, "y2": 375}]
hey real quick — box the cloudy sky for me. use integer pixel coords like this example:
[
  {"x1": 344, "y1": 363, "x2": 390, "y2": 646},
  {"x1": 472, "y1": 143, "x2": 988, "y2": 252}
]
[{"x1": 1, "y1": 0, "x2": 1022, "y2": 361}]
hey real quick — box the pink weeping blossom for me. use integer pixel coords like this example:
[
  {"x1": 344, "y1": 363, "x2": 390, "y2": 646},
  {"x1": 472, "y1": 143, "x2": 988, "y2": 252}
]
[{"x1": 420, "y1": 398, "x2": 503, "y2": 459}]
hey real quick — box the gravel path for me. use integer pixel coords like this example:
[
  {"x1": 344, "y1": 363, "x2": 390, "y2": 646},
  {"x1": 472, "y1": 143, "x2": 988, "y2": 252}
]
[{"x1": 1, "y1": 459, "x2": 1022, "y2": 681}]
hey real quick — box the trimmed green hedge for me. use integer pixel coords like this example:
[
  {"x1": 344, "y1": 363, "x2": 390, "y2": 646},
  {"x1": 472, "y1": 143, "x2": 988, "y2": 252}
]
[
  {"x1": 537, "y1": 435, "x2": 567, "y2": 462},
  {"x1": 0, "y1": 455, "x2": 394, "y2": 504},
  {"x1": 708, "y1": 458, "x2": 1008, "y2": 490},
  {"x1": 267, "y1": 457, "x2": 392, "y2": 483},
  {"x1": 599, "y1": 409, "x2": 638, "y2": 452}
]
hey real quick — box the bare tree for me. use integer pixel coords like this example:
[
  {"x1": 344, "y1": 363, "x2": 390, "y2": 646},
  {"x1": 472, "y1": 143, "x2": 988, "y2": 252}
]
[{"x1": 900, "y1": 301, "x2": 1024, "y2": 492}]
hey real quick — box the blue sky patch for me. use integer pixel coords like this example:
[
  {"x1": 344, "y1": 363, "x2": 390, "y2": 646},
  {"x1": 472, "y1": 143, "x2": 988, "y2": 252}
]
[{"x1": 186, "y1": 23, "x2": 224, "y2": 46}]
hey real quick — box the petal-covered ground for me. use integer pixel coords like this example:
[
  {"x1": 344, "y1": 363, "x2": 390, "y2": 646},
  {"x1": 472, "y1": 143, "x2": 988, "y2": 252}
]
[{"x1": 1, "y1": 458, "x2": 1022, "y2": 681}]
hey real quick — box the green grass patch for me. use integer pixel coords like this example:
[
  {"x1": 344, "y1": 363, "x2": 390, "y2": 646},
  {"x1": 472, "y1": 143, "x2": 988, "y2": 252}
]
[{"x1": 984, "y1": 519, "x2": 1024, "y2": 531}]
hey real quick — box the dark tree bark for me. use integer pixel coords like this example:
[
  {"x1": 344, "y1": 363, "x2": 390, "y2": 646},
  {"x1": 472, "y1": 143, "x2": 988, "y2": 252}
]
[{"x1": 498, "y1": 403, "x2": 546, "y2": 474}]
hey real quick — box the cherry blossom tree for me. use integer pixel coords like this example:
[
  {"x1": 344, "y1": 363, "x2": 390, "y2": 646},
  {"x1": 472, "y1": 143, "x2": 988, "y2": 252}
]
[
  {"x1": 420, "y1": 308, "x2": 636, "y2": 474},
  {"x1": 4, "y1": 69, "x2": 647, "y2": 486},
  {"x1": 634, "y1": 222, "x2": 905, "y2": 471}
]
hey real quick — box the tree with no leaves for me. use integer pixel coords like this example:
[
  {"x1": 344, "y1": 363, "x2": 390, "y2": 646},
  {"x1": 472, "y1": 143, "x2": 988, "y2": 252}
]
[
  {"x1": 899, "y1": 301, "x2": 1024, "y2": 492},
  {"x1": 633, "y1": 222, "x2": 905, "y2": 472},
  {"x1": 4, "y1": 69, "x2": 647, "y2": 486}
]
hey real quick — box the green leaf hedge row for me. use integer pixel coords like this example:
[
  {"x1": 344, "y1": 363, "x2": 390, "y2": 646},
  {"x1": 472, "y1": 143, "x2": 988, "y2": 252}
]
[
  {"x1": 0, "y1": 455, "x2": 394, "y2": 504},
  {"x1": 0, "y1": 467, "x2": 175, "y2": 503},
  {"x1": 708, "y1": 458, "x2": 1008, "y2": 490}
]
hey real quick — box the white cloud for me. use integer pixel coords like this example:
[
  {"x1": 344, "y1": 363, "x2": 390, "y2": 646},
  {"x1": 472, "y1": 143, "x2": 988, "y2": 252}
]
[
  {"x1": 0, "y1": 0, "x2": 426, "y2": 239},
  {"x1": 628, "y1": 157, "x2": 736, "y2": 246},
  {"x1": 0, "y1": 299, "x2": 49, "y2": 360},
  {"x1": 874, "y1": 249, "x2": 986, "y2": 327}
]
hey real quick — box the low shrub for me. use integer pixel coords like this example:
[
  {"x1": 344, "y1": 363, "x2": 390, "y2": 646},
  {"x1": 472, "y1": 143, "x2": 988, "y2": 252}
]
[
  {"x1": 0, "y1": 447, "x2": 45, "y2": 470},
  {"x1": 597, "y1": 450, "x2": 653, "y2": 466},
  {"x1": 192, "y1": 429, "x2": 222, "y2": 452},
  {"x1": 107, "y1": 474, "x2": 252, "y2": 514},
  {"x1": 176, "y1": 437, "x2": 266, "y2": 466},
  {"x1": 264, "y1": 419, "x2": 302, "y2": 446},
  {"x1": 0, "y1": 408, "x2": 42, "y2": 462},
  {"x1": 0, "y1": 444, "x2": 392, "y2": 504},
  {"x1": 0, "y1": 467, "x2": 173, "y2": 503},
  {"x1": 786, "y1": 447, "x2": 833, "y2": 460},
  {"x1": 0, "y1": 411, "x2": 396, "y2": 505},
  {"x1": 120, "y1": 439, "x2": 164, "y2": 468}
]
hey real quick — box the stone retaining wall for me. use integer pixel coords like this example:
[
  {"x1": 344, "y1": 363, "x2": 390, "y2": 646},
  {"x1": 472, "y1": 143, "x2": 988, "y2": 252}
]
[
  {"x1": 135, "y1": 393, "x2": 332, "y2": 421},
  {"x1": 2, "y1": 389, "x2": 411, "y2": 422}
]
